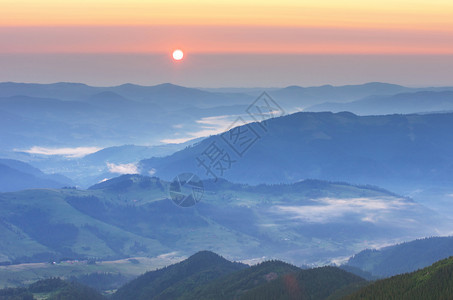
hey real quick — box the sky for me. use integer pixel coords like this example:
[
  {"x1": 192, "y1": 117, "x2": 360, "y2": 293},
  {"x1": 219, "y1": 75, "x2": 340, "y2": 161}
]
[{"x1": 1, "y1": 0, "x2": 453, "y2": 87}]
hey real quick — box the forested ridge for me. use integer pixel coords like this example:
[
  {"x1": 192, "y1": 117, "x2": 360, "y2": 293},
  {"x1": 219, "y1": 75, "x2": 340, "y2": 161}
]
[{"x1": 344, "y1": 256, "x2": 453, "y2": 299}]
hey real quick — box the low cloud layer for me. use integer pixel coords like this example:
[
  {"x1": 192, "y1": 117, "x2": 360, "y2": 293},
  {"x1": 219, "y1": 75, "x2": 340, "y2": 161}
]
[
  {"x1": 274, "y1": 197, "x2": 413, "y2": 224},
  {"x1": 17, "y1": 146, "x2": 102, "y2": 158},
  {"x1": 161, "y1": 115, "x2": 242, "y2": 144},
  {"x1": 107, "y1": 162, "x2": 138, "y2": 174}
]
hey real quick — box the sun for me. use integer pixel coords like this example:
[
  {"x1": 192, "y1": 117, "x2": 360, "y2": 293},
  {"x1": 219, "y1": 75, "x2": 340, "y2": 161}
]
[{"x1": 172, "y1": 49, "x2": 184, "y2": 61}]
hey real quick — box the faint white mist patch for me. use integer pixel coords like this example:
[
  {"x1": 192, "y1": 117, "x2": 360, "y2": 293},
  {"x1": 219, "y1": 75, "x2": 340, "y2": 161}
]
[
  {"x1": 259, "y1": 223, "x2": 278, "y2": 228},
  {"x1": 273, "y1": 197, "x2": 411, "y2": 224},
  {"x1": 330, "y1": 256, "x2": 352, "y2": 266},
  {"x1": 16, "y1": 146, "x2": 101, "y2": 158},
  {"x1": 107, "y1": 162, "x2": 138, "y2": 174},
  {"x1": 161, "y1": 115, "x2": 247, "y2": 144},
  {"x1": 148, "y1": 168, "x2": 156, "y2": 176},
  {"x1": 156, "y1": 251, "x2": 180, "y2": 259},
  {"x1": 160, "y1": 137, "x2": 191, "y2": 144},
  {"x1": 361, "y1": 239, "x2": 406, "y2": 250},
  {"x1": 240, "y1": 256, "x2": 268, "y2": 266}
]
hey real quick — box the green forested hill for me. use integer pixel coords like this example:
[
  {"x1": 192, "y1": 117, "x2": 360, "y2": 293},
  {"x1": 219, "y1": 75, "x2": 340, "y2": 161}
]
[
  {"x1": 180, "y1": 260, "x2": 301, "y2": 299},
  {"x1": 344, "y1": 256, "x2": 453, "y2": 300},
  {"x1": 4, "y1": 255, "x2": 453, "y2": 300},
  {"x1": 241, "y1": 266, "x2": 366, "y2": 300},
  {"x1": 112, "y1": 251, "x2": 366, "y2": 300},
  {"x1": 112, "y1": 251, "x2": 247, "y2": 300},
  {"x1": 139, "y1": 111, "x2": 453, "y2": 192}
]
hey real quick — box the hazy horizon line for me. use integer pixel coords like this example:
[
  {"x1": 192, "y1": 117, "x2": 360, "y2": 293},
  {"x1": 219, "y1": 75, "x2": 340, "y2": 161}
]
[{"x1": 2, "y1": 80, "x2": 453, "y2": 90}]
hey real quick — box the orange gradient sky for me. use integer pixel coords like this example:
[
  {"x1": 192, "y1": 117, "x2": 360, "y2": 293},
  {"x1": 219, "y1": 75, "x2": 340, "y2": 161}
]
[
  {"x1": 1, "y1": 0, "x2": 453, "y2": 86},
  {"x1": 1, "y1": 0, "x2": 453, "y2": 54},
  {"x1": 2, "y1": 25, "x2": 453, "y2": 55}
]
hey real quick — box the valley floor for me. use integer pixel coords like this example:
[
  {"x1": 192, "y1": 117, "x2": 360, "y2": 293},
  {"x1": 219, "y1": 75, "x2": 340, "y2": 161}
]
[{"x1": 0, "y1": 253, "x2": 185, "y2": 290}]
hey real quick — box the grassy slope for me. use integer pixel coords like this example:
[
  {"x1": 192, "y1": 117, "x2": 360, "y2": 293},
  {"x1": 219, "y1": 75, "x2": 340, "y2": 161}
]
[
  {"x1": 0, "y1": 175, "x2": 440, "y2": 290},
  {"x1": 0, "y1": 188, "x2": 167, "y2": 260},
  {"x1": 0, "y1": 176, "x2": 414, "y2": 264}
]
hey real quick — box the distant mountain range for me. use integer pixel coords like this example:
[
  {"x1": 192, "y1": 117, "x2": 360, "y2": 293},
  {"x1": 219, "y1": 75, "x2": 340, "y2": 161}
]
[
  {"x1": 307, "y1": 91, "x2": 453, "y2": 115},
  {"x1": 0, "y1": 175, "x2": 444, "y2": 265},
  {"x1": 0, "y1": 83, "x2": 253, "y2": 151},
  {"x1": 2, "y1": 81, "x2": 451, "y2": 110},
  {"x1": 1, "y1": 81, "x2": 452, "y2": 152},
  {"x1": 0, "y1": 159, "x2": 73, "y2": 192},
  {"x1": 0, "y1": 82, "x2": 251, "y2": 107},
  {"x1": 0, "y1": 93, "x2": 198, "y2": 149},
  {"x1": 270, "y1": 82, "x2": 412, "y2": 109},
  {"x1": 139, "y1": 111, "x2": 453, "y2": 193},
  {"x1": 345, "y1": 236, "x2": 453, "y2": 278},
  {"x1": 268, "y1": 82, "x2": 453, "y2": 110},
  {"x1": 2, "y1": 81, "x2": 453, "y2": 190}
]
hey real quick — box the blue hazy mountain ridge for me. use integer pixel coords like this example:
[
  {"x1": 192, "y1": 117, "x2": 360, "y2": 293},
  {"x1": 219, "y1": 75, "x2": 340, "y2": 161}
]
[
  {"x1": 306, "y1": 91, "x2": 453, "y2": 115},
  {"x1": 2, "y1": 81, "x2": 452, "y2": 115},
  {"x1": 345, "y1": 236, "x2": 453, "y2": 278},
  {"x1": 0, "y1": 159, "x2": 73, "y2": 192},
  {"x1": 88, "y1": 91, "x2": 148, "y2": 111},
  {"x1": 0, "y1": 92, "x2": 251, "y2": 151},
  {"x1": 0, "y1": 82, "x2": 253, "y2": 108},
  {"x1": 0, "y1": 95, "x2": 107, "y2": 124},
  {"x1": 80, "y1": 143, "x2": 200, "y2": 165},
  {"x1": 109, "y1": 83, "x2": 254, "y2": 109},
  {"x1": 2, "y1": 81, "x2": 451, "y2": 104},
  {"x1": 269, "y1": 82, "x2": 453, "y2": 109},
  {"x1": 2, "y1": 81, "x2": 453, "y2": 154},
  {"x1": 0, "y1": 175, "x2": 445, "y2": 265},
  {"x1": 0, "y1": 95, "x2": 121, "y2": 148},
  {"x1": 24, "y1": 140, "x2": 204, "y2": 188},
  {"x1": 0, "y1": 97, "x2": 187, "y2": 150},
  {"x1": 269, "y1": 82, "x2": 411, "y2": 109},
  {"x1": 139, "y1": 111, "x2": 453, "y2": 193},
  {"x1": 0, "y1": 82, "x2": 98, "y2": 101}
]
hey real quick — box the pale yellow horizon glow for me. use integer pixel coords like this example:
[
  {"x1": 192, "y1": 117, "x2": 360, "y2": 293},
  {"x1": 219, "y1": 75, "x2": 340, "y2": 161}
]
[
  {"x1": 2, "y1": 0, "x2": 453, "y2": 31},
  {"x1": 2, "y1": 0, "x2": 453, "y2": 55}
]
